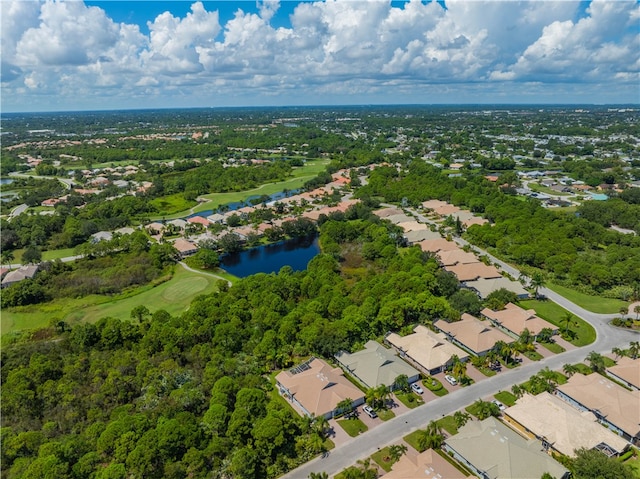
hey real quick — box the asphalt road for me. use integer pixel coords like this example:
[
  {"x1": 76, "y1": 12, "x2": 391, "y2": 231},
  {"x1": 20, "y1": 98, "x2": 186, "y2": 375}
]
[{"x1": 282, "y1": 208, "x2": 639, "y2": 479}]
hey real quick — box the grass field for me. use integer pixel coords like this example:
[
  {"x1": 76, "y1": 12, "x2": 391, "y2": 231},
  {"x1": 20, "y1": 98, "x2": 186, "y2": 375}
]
[
  {"x1": 519, "y1": 299, "x2": 596, "y2": 346},
  {"x1": 1, "y1": 265, "x2": 219, "y2": 335},
  {"x1": 547, "y1": 282, "x2": 628, "y2": 314},
  {"x1": 371, "y1": 447, "x2": 395, "y2": 472},
  {"x1": 151, "y1": 158, "x2": 330, "y2": 220},
  {"x1": 150, "y1": 193, "x2": 197, "y2": 216},
  {"x1": 337, "y1": 418, "x2": 368, "y2": 437}
]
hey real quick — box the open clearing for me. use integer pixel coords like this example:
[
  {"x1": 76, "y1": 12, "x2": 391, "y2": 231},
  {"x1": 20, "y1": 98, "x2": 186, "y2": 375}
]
[{"x1": 1, "y1": 264, "x2": 218, "y2": 335}]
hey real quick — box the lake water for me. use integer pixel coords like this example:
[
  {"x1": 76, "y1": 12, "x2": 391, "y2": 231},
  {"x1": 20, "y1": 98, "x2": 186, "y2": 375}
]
[
  {"x1": 0, "y1": 178, "x2": 14, "y2": 185},
  {"x1": 587, "y1": 192, "x2": 608, "y2": 201},
  {"x1": 188, "y1": 189, "x2": 300, "y2": 219},
  {"x1": 220, "y1": 236, "x2": 320, "y2": 277}
]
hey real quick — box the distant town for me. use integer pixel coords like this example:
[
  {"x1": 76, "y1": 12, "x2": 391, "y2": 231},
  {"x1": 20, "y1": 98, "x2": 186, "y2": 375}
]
[{"x1": 1, "y1": 106, "x2": 639, "y2": 479}]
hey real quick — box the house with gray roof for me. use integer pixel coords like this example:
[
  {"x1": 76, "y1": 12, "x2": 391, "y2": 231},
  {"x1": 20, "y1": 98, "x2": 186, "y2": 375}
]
[
  {"x1": 335, "y1": 340, "x2": 420, "y2": 389},
  {"x1": 444, "y1": 417, "x2": 569, "y2": 479},
  {"x1": 1, "y1": 264, "x2": 40, "y2": 288}
]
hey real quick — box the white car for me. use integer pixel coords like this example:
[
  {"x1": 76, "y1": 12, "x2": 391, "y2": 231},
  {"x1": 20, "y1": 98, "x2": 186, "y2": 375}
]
[
  {"x1": 411, "y1": 382, "x2": 424, "y2": 394},
  {"x1": 492, "y1": 399, "x2": 506, "y2": 411},
  {"x1": 444, "y1": 375, "x2": 458, "y2": 386},
  {"x1": 363, "y1": 404, "x2": 378, "y2": 418}
]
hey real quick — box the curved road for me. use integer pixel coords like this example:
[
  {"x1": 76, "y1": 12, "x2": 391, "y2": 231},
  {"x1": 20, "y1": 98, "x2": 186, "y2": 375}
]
[{"x1": 283, "y1": 208, "x2": 639, "y2": 479}]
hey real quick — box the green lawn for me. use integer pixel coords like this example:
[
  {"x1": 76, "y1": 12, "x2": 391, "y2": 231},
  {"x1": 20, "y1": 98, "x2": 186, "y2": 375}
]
[
  {"x1": 403, "y1": 430, "x2": 425, "y2": 452},
  {"x1": 571, "y1": 363, "x2": 594, "y2": 375},
  {"x1": 394, "y1": 391, "x2": 425, "y2": 409},
  {"x1": 539, "y1": 341, "x2": 565, "y2": 354},
  {"x1": 423, "y1": 377, "x2": 449, "y2": 396},
  {"x1": 377, "y1": 409, "x2": 395, "y2": 421},
  {"x1": 337, "y1": 418, "x2": 368, "y2": 437},
  {"x1": 152, "y1": 159, "x2": 331, "y2": 220},
  {"x1": 436, "y1": 415, "x2": 459, "y2": 435},
  {"x1": 547, "y1": 282, "x2": 628, "y2": 314},
  {"x1": 1, "y1": 265, "x2": 220, "y2": 334},
  {"x1": 523, "y1": 350, "x2": 544, "y2": 361},
  {"x1": 519, "y1": 299, "x2": 596, "y2": 347},
  {"x1": 494, "y1": 391, "x2": 517, "y2": 407},
  {"x1": 150, "y1": 193, "x2": 197, "y2": 216},
  {"x1": 622, "y1": 450, "x2": 640, "y2": 476},
  {"x1": 371, "y1": 447, "x2": 395, "y2": 472}
]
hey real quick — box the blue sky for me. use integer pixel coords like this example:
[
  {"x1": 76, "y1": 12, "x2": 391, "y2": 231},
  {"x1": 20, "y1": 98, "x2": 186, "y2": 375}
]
[{"x1": 1, "y1": 0, "x2": 638, "y2": 112}]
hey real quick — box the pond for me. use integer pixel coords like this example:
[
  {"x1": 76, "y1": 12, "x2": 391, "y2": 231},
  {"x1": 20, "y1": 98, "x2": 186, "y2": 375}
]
[
  {"x1": 587, "y1": 192, "x2": 608, "y2": 201},
  {"x1": 220, "y1": 236, "x2": 320, "y2": 277},
  {"x1": 0, "y1": 178, "x2": 14, "y2": 185},
  {"x1": 187, "y1": 189, "x2": 300, "y2": 219}
]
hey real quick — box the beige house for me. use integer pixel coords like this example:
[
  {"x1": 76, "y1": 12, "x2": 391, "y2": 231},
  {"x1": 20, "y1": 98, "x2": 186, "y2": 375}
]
[
  {"x1": 444, "y1": 417, "x2": 569, "y2": 479},
  {"x1": 436, "y1": 249, "x2": 480, "y2": 267},
  {"x1": 275, "y1": 357, "x2": 364, "y2": 419},
  {"x1": 335, "y1": 340, "x2": 420, "y2": 389},
  {"x1": 1, "y1": 264, "x2": 39, "y2": 288},
  {"x1": 434, "y1": 314, "x2": 514, "y2": 356},
  {"x1": 606, "y1": 356, "x2": 640, "y2": 391},
  {"x1": 464, "y1": 277, "x2": 529, "y2": 300},
  {"x1": 374, "y1": 207, "x2": 405, "y2": 218},
  {"x1": 173, "y1": 238, "x2": 198, "y2": 258},
  {"x1": 480, "y1": 302, "x2": 556, "y2": 339},
  {"x1": 382, "y1": 449, "x2": 471, "y2": 479},
  {"x1": 422, "y1": 199, "x2": 449, "y2": 211},
  {"x1": 503, "y1": 392, "x2": 629, "y2": 457},
  {"x1": 556, "y1": 373, "x2": 640, "y2": 445},
  {"x1": 418, "y1": 238, "x2": 460, "y2": 253},
  {"x1": 444, "y1": 262, "x2": 502, "y2": 282},
  {"x1": 386, "y1": 325, "x2": 469, "y2": 375},
  {"x1": 404, "y1": 228, "x2": 441, "y2": 244}
]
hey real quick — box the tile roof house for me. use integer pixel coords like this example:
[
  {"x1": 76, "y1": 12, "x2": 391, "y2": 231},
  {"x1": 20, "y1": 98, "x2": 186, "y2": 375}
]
[
  {"x1": 503, "y1": 392, "x2": 629, "y2": 457},
  {"x1": 403, "y1": 228, "x2": 441, "y2": 245},
  {"x1": 418, "y1": 238, "x2": 461, "y2": 253},
  {"x1": 173, "y1": 238, "x2": 198, "y2": 258},
  {"x1": 556, "y1": 373, "x2": 640, "y2": 445},
  {"x1": 275, "y1": 357, "x2": 365, "y2": 419},
  {"x1": 436, "y1": 249, "x2": 480, "y2": 267},
  {"x1": 1, "y1": 264, "x2": 40, "y2": 288},
  {"x1": 480, "y1": 302, "x2": 557, "y2": 339},
  {"x1": 464, "y1": 277, "x2": 529, "y2": 300},
  {"x1": 606, "y1": 357, "x2": 640, "y2": 391},
  {"x1": 335, "y1": 340, "x2": 420, "y2": 389},
  {"x1": 422, "y1": 199, "x2": 449, "y2": 211},
  {"x1": 382, "y1": 448, "x2": 471, "y2": 479},
  {"x1": 386, "y1": 325, "x2": 469, "y2": 375},
  {"x1": 374, "y1": 207, "x2": 405, "y2": 218},
  {"x1": 444, "y1": 262, "x2": 502, "y2": 282},
  {"x1": 444, "y1": 417, "x2": 569, "y2": 479},
  {"x1": 187, "y1": 216, "x2": 210, "y2": 227},
  {"x1": 434, "y1": 314, "x2": 514, "y2": 357},
  {"x1": 397, "y1": 220, "x2": 427, "y2": 233}
]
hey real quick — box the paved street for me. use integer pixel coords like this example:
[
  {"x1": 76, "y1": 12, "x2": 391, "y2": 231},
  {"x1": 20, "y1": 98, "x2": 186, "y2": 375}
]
[{"x1": 282, "y1": 211, "x2": 639, "y2": 479}]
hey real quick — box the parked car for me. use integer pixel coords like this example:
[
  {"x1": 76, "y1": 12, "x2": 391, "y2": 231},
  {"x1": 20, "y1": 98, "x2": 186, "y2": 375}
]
[
  {"x1": 410, "y1": 382, "x2": 424, "y2": 394},
  {"x1": 492, "y1": 400, "x2": 506, "y2": 411},
  {"x1": 444, "y1": 374, "x2": 458, "y2": 386},
  {"x1": 363, "y1": 404, "x2": 378, "y2": 418}
]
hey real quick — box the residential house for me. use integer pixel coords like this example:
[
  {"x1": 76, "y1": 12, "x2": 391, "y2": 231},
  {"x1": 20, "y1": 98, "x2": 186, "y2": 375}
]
[
  {"x1": 386, "y1": 325, "x2": 469, "y2": 375},
  {"x1": 187, "y1": 216, "x2": 210, "y2": 227},
  {"x1": 145, "y1": 222, "x2": 165, "y2": 235},
  {"x1": 556, "y1": 373, "x2": 640, "y2": 445},
  {"x1": 173, "y1": 238, "x2": 198, "y2": 258},
  {"x1": 503, "y1": 392, "x2": 628, "y2": 457},
  {"x1": 422, "y1": 199, "x2": 449, "y2": 211},
  {"x1": 1, "y1": 264, "x2": 40, "y2": 288},
  {"x1": 436, "y1": 249, "x2": 479, "y2": 267},
  {"x1": 403, "y1": 228, "x2": 441, "y2": 244},
  {"x1": 464, "y1": 277, "x2": 529, "y2": 300},
  {"x1": 166, "y1": 219, "x2": 187, "y2": 230},
  {"x1": 418, "y1": 238, "x2": 460, "y2": 254},
  {"x1": 382, "y1": 449, "x2": 471, "y2": 479},
  {"x1": 444, "y1": 262, "x2": 502, "y2": 282},
  {"x1": 275, "y1": 357, "x2": 365, "y2": 419},
  {"x1": 397, "y1": 220, "x2": 426, "y2": 233},
  {"x1": 606, "y1": 357, "x2": 640, "y2": 391},
  {"x1": 480, "y1": 302, "x2": 556, "y2": 340},
  {"x1": 444, "y1": 417, "x2": 569, "y2": 479},
  {"x1": 335, "y1": 340, "x2": 420, "y2": 389},
  {"x1": 434, "y1": 314, "x2": 514, "y2": 357}
]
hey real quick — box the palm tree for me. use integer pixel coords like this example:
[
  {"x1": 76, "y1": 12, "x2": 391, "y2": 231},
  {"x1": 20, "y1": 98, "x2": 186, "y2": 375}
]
[
  {"x1": 393, "y1": 374, "x2": 409, "y2": 393},
  {"x1": 585, "y1": 351, "x2": 605, "y2": 373},
  {"x1": 511, "y1": 384, "x2": 524, "y2": 398},
  {"x1": 453, "y1": 411, "x2": 471, "y2": 428},
  {"x1": 611, "y1": 347, "x2": 625, "y2": 361},
  {"x1": 628, "y1": 341, "x2": 639, "y2": 359},
  {"x1": 619, "y1": 306, "x2": 628, "y2": 320},
  {"x1": 451, "y1": 356, "x2": 467, "y2": 382},
  {"x1": 417, "y1": 421, "x2": 445, "y2": 451},
  {"x1": 1, "y1": 249, "x2": 14, "y2": 266},
  {"x1": 561, "y1": 312, "x2": 575, "y2": 337},
  {"x1": 309, "y1": 473, "x2": 329, "y2": 479},
  {"x1": 634, "y1": 305, "x2": 640, "y2": 321},
  {"x1": 313, "y1": 415, "x2": 330, "y2": 440},
  {"x1": 336, "y1": 398, "x2": 354, "y2": 418},
  {"x1": 473, "y1": 399, "x2": 500, "y2": 420},
  {"x1": 388, "y1": 443, "x2": 408, "y2": 463},
  {"x1": 530, "y1": 271, "x2": 546, "y2": 299},
  {"x1": 563, "y1": 363, "x2": 579, "y2": 377}
]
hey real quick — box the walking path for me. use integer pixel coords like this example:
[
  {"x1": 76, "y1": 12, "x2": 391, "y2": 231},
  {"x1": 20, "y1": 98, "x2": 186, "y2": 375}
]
[{"x1": 178, "y1": 261, "x2": 232, "y2": 286}]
